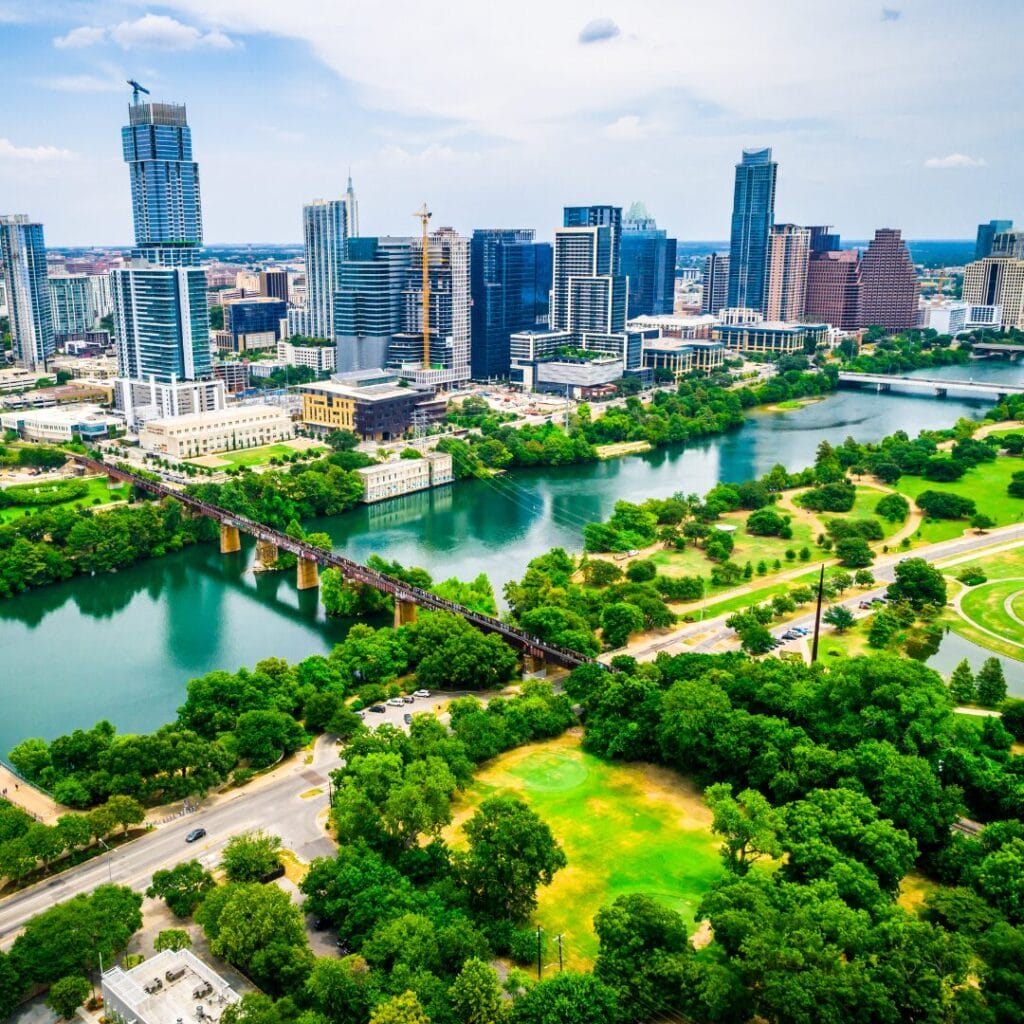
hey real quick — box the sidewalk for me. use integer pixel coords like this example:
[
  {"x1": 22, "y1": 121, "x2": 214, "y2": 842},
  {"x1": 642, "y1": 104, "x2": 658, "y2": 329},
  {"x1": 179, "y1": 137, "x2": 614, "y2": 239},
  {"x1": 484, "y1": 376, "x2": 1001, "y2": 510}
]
[{"x1": 0, "y1": 766, "x2": 63, "y2": 824}]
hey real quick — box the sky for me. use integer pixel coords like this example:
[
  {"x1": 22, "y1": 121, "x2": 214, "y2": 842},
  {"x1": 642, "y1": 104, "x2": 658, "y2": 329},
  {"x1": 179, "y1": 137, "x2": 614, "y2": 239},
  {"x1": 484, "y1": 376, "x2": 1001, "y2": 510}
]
[{"x1": 1, "y1": 1, "x2": 1021, "y2": 246}]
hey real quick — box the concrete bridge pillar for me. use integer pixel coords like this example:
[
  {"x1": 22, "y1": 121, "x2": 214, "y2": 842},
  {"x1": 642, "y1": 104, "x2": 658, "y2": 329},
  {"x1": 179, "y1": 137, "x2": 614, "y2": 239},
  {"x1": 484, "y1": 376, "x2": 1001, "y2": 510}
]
[
  {"x1": 394, "y1": 598, "x2": 418, "y2": 628},
  {"x1": 219, "y1": 523, "x2": 241, "y2": 554},
  {"x1": 523, "y1": 653, "x2": 547, "y2": 675},
  {"x1": 256, "y1": 540, "x2": 279, "y2": 568},
  {"x1": 297, "y1": 557, "x2": 320, "y2": 590}
]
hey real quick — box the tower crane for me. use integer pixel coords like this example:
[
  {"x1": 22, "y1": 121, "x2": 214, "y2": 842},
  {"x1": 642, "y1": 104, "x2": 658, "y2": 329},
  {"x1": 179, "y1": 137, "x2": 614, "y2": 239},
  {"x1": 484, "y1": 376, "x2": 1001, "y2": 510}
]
[
  {"x1": 415, "y1": 204, "x2": 432, "y2": 369},
  {"x1": 127, "y1": 79, "x2": 150, "y2": 104}
]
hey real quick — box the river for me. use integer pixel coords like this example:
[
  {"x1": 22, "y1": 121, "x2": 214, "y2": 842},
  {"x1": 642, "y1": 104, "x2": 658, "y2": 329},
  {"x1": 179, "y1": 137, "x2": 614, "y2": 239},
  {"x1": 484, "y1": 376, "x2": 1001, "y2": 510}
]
[{"x1": 2, "y1": 360, "x2": 1023, "y2": 755}]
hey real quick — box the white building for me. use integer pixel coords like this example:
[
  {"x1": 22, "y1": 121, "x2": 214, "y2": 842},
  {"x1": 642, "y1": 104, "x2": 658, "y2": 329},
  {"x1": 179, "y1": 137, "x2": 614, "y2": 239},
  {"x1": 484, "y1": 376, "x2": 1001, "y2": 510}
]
[
  {"x1": 277, "y1": 339, "x2": 336, "y2": 373},
  {"x1": 357, "y1": 450, "x2": 453, "y2": 502},
  {"x1": 139, "y1": 403, "x2": 295, "y2": 458},
  {"x1": 116, "y1": 377, "x2": 228, "y2": 431},
  {"x1": 0, "y1": 403, "x2": 120, "y2": 442},
  {"x1": 917, "y1": 301, "x2": 969, "y2": 336}
]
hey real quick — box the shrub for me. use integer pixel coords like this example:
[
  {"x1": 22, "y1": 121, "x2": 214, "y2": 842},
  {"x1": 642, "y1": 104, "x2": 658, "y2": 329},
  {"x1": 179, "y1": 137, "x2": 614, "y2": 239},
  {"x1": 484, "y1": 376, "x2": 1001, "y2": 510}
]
[
  {"x1": 797, "y1": 481, "x2": 856, "y2": 512},
  {"x1": 916, "y1": 490, "x2": 976, "y2": 519}
]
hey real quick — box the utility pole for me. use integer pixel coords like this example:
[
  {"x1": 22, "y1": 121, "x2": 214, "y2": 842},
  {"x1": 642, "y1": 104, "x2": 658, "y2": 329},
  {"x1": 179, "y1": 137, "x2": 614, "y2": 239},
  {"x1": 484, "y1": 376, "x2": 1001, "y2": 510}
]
[
  {"x1": 415, "y1": 204, "x2": 432, "y2": 370},
  {"x1": 536, "y1": 926, "x2": 543, "y2": 980},
  {"x1": 555, "y1": 934, "x2": 563, "y2": 972},
  {"x1": 811, "y1": 564, "x2": 825, "y2": 663}
]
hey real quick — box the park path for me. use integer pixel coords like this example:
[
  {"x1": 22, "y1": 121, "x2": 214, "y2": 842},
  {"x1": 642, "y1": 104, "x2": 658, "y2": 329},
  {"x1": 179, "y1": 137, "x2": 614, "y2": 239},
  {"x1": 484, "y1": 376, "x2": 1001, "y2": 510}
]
[{"x1": 0, "y1": 766, "x2": 63, "y2": 824}]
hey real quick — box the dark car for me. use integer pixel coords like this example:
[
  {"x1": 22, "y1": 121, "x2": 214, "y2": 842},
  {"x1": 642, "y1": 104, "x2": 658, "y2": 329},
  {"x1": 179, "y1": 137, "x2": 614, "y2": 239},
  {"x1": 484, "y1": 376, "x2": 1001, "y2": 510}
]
[
  {"x1": 185, "y1": 828, "x2": 207, "y2": 843},
  {"x1": 403, "y1": 713, "x2": 412, "y2": 724},
  {"x1": 368, "y1": 704, "x2": 386, "y2": 714}
]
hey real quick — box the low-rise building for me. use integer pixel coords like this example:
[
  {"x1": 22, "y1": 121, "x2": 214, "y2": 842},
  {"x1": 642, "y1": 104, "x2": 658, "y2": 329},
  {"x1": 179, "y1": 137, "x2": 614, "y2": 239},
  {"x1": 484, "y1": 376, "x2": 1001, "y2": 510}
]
[
  {"x1": 50, "y1": 354, "x2": 119, "y2": 379},
  {"x1": 0, "y1": 367, "x2": 51, "y2": 393},
  {"x1": 0, "y1": 403, "x2": 120, "y2": 442},
  {"x1": 213, "y1": 361, "x2": 251, "y2": 394},
  {"x1": 277, "y1": 338, "x2": 336, "y2": 373},
  {"x1": 357, "y1": 450, "x2": 454, "y2": 503},
  {"x1": 714, "y1": 320, "x2": 828, "y2": 354},
  {"x1": 917, "y1": 301, "x2": 969, "y2": 336},
  {"x1": 300, "y1": 373, "x2": 442, "y2": 441},
  {"x1": 2, "y1": 381, "x2": 113, "y2": 410},
  {"x1": 139, "y1": 404, "x2": 295, "y2": 458},
  {"x1": 627, "y1": 313, "x2": 718, "y2": 339},
  {"x1": 115, "y1": 377, "x2": 228, "y2": 430},
  {"x1": 102, "y1": 948, "x2": 239, "y2": 1024}
]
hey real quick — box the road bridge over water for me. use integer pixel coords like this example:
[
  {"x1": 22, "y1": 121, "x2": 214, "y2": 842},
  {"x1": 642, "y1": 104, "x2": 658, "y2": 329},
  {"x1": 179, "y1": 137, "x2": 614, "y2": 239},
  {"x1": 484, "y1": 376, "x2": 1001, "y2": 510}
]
[
  {"x1": 70, "y1": 455, "x2": 596, "y2": 672},
  {"x1": 837, "y1": 371, "x2": 1024, "y2": 401}
]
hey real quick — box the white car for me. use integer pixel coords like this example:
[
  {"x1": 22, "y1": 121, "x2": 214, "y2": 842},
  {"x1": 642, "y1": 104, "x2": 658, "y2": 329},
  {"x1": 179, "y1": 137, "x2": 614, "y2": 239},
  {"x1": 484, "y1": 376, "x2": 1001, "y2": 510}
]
[
  {"x1": 386, "y1": 697, "x2": 405, "y2": 707},
  {"x1": 413, "y1": 689, "x2": 431, "y2": 698}
]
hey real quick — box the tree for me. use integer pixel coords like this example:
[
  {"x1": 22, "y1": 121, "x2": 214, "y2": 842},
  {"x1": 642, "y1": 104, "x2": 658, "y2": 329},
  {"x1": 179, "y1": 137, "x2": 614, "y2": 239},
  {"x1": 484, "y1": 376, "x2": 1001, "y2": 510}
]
[
  {"x1": 836, "y1": 537, "x2": 873, "y2": 568},
  {"x1": 154, "y1": 928, "x2": 192, "y2": 951},
  {"x1": 971, "y1": 513, "x2": 996, "y2": 531},
  {"x1": 823, "y1": 605, "x2": 855, "y2": 633},
  {"x1": 46, "y1": 975, "x2": 91, "y2": 1020},
  {"x1": 305, "y1": 956, "x2": 378, "y2": 1024},
  {"x1": 735, "y1": 618, "x2": 774, "y2": 656},
  {"x1": 326, "y1": 429, "x2": 360, "y2": 452},
  {"x1": 886, "y1": 558, "x2": 947, "y2": 611},
  {"x1": 948, "y1": 660, "x2": 976, "y2": 704},
  {"x1": 233, "y1": 710, "x2": 306, "y2": 768},
  {"x1": 147, "y1": 860, "x2": 216, "y2": 917},
  {"x1": 369, "y1": 991, "x2": 430, "y2": 1024},
  {"x1": 104, "y1": 795, "x2": 145, "y2": 835},
  {"x1": 705, "y1": 783, "x2": 782, "y2": 874},
  {"x1": 915, "y1": 490, "x2": 976, "y2": 519},
  {"x1": 600, "y1": 603, "x2": 644, "y2": 649},
  {"x1": 448, "y1": 958, "x2": 504, "y2": 1024},
  {"x1": 875, "y1": 493, "x2": 909, "y2": 522},
  {"x1": 458, "y1": 795, "x2": 567, "y2": 921},
  {"x1": 854, "y1": 569, "x2": 875, "y2": 587},
  {"x1": 509, "y1": 972, "x2": 618, "y2": 1024},
  {"x1": 221, "y1": 830, "x2": 283, "y2": 882},
  {"x1": 976, "y1": 657, "x2": 1008, "y2": 707}
]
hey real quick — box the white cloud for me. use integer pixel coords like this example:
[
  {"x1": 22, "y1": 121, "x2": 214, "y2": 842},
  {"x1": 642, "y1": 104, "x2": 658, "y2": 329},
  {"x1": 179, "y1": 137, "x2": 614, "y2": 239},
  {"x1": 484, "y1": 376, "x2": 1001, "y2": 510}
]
[
  {"x1": 110, "y1": 14, "x2": 236, "y2": 51},
  {"x1": 0, "y1": 138, "x2": 78, "y2": 162},
  {"x1": 924, "y1": 153, "x2": 987, "y2": 169},
  {"x1": 578, "y1": 17, "x2": 620, "y2": 44},
  {"x1": 603, "y1": 115, "x2": 655, "y2": 140},
  {"x1": 53, "y1": 25, "x2": 106, "y2": 48}
]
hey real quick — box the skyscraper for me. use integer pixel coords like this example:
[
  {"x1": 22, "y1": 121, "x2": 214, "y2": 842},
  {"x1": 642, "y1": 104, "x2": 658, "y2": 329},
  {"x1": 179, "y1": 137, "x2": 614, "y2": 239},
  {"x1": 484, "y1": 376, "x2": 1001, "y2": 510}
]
[
  {"x1": 727, "y1": 147, "x2": 778, "y2": 312},
  {"x1": 49, "y1": 274, "x2": 100, "y2": 336},
  {"x1": 702, "y1": 253, "x2": 730, "y2": 315},
  {"x1": 991, "y1": 230, "x2": 1024, "y2": 259},
  {"x1": 764, "y1": 224, "x2": 810, "y2": 321},
  {"x1": 335, "y1": 236, "x2": 412, "y2": 372},
  {"x1": 805, "y1": 249, "x2": 861, "y2": 330},
  {"x1": 122, "y1": 94, "x2": 202, "y2": 266},
  {"x1": 807, "y1": 225, "x2": 841, "y2": 255},
  {"x1": 303, "y1": 199, "x2": 348, "y2": 341},
  {"x1": 553, "y1": 206, "x2": 625, "y2": 333},
  {"x1": 563, "y1": 206, "x2": 622, "y2": 273},
  {"x1": 345, "y1": 173, "x2": 360, "y2": 238},
  {"x1": 976, "y1": 220, "x2": 1013, "y2": 260},
  {"x1": 259, "y1": 269, "x2": 289, "y2": 302},
  {"x1": 858, "y1": 228, "x2": 919, "y2": 332},
  {"x1": 620, "y1": 203, "x2": 677, "y2": 319},
  {"x1": 963, "y1": 257, "x2": 1024, "y2": 330},
  {"x1": 470, "y1": 229, "x2": 552, "y2": 379},
  {"x1": 0, "y1": 215, "x2": 54, "y2": 370}
]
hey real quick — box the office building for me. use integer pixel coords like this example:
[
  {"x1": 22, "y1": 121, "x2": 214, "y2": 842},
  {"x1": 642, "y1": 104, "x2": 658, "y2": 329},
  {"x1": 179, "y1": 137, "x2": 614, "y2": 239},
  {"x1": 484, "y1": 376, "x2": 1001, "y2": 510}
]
[
  {"x1": 917, "y1": 301, "x2": 969, "y2": 336},
  {"x1": 552, "y1": 208, "x2": 626, "y2": 333},
  {"x1": 976, "y1": 219, "x2": 1013, "y2": 260},
  {"x1": 702, "y1": 253, "x2": 730, "y2": 315},
  {"x1": 764, "y1": 224, "x2": 810, "y2": 321},
  {"x1": 49, "y1": 274, "x2": 106, "y2": 337},
  {"x1": 139, "y1": 404, "x2": 295, "y2": 458},
  {"x1": 303, "y1": 199, "x2": 348, "y2": 340},
  {"x1": 0, "y1": 216, "x2": 55, "y2": 371},
  {"x1": 357, "y1": 451, "x2": 453, "y2": 503},
  {"x1": 223, "y1": 296, "x2": 287, "y2": 352},
  {"x1": 715, "y1": 320, "x2": 828, "y2": 354},
  {"x1": 212, "y1": 361, "x2": 250, "y2": 394},
  {"x1": 641, "y1": 337, "x2": 726, "y2": 380},
  {"x1": 0, "y1": 404, "x2": 119, "y2": 443},
  {"x1": 470, "y1": 229, "x2": 552, "y2": 379},
  {"x1": 335, "y1": 237, "x2": 412, "y2": 372},
  {"x1": 992, "y1": 230, "x2": 1024, "y2": 259},
  {"x1": 620, "y1": 203, "x2": 677, "y2": 319},
  {"x1": 805, "y1": 249, "x2": 862, "y2": 330},
  {"x1": 122, "y1": 94, "x2": 202, "y2": 267},
  {"x1": 962, "y1": 257, "x2": 1024, "y2": 330},
  {"x1": 277, "y1": 338, "x2": 336, "y2": 373},
  {"x1": 807, "y1": 225, "x2": 841, "y2": 255},
  {"x1": 300, "y1": 373, "x2": 443, "y2": 440},
  {"x1": 858, "y1": 228, "x2": 920, "y2": 332},
  {"x1": 727, "y1": 147, "x2": 778, "y2": 312},
  {"x1": 259, "y1": 268, "x2": 289, "y2": 301}
]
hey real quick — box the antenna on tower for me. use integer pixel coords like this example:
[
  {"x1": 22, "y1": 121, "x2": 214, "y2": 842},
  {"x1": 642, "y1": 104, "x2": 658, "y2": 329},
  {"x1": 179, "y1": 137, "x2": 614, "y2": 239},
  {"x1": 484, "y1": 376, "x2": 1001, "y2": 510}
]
[
  {"x1": 414, "y1": 203, "x2": 432, "y2": 370},
  {"x1": 127, "y1": 79, "x2": 150, "y2": 104}
]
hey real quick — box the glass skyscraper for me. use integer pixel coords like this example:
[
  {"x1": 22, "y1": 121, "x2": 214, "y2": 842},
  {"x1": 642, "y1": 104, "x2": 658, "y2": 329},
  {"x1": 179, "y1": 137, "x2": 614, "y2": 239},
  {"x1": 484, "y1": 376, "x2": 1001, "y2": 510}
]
[
  {"x1": 122, "y1": 98, "x2": 202, "y2": 266},
  {"x1": 620, "y1": 204, "x2": 676, "y2": 318},
  {"x1": 303, "y1": 199, "x2": 349, "y2": 341},
  {"x1": 470, "y1": 229, "x2": 552, "y2": 379},
  {"x1": 727, "y1": 147, "x2": 778, "y2": 311},
  {"x1": 0, "y1": 215, "x2": 54, "y2": 370},
  {"x1": 976, "y1": 219, "x2": 1013, "y2": 261}
]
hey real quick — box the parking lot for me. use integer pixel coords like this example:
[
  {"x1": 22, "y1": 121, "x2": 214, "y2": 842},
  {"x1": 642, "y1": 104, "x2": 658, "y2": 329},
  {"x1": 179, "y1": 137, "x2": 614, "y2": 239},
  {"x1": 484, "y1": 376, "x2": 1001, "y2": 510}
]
[{"x1": 358, "y1": 689, "x2": 475, "y2": 731}]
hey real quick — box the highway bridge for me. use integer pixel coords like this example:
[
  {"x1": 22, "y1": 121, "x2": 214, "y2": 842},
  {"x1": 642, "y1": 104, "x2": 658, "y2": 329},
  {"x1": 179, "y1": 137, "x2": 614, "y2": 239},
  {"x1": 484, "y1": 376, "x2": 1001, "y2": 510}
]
[
  {"x1": 837, "y1": 371, "x2": 1024, "y2": 401},
  {"x1": 70, "y1": 455, "x2": 597, "y2": 672},
  {"x1": 971, "y1": 342, "x2": 1024, "y2": 358}
]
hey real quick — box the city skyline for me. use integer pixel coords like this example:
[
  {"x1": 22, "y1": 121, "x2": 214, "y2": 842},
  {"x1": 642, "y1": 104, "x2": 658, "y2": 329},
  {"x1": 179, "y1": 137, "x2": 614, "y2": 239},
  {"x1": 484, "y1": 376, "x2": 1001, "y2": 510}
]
[{"x1": 1, "y1": 1, "x2": 1021, "y2": 245}]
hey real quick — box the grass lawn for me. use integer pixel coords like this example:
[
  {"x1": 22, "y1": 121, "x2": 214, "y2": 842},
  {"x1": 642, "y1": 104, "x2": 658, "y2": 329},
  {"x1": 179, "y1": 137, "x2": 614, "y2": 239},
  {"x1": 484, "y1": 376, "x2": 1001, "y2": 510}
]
[
  {"x1": 846, "y1": 485, "x2": 906, "y2": 541},
  {"x1": 817, "y1": 619, "x2": 873, "y2": 660},
  {"x1": 444, "y1": 734, "x2": 724, "y2": 968},
  {"x1": 0, "y1": 475, "x2": 131, "y2": 523},
  {"x1": 940, "y1": 545, "x2": 1024, "y2": 581},
  {"x1": 895, "y1": 457, "x2": 1024, "y2": 529},
  {"x1": 958, "y1": 579, "x2": 1024, "y2": 652},
  {"x1": 198, "y1": 443, "x2": 326, "y2": 469}
]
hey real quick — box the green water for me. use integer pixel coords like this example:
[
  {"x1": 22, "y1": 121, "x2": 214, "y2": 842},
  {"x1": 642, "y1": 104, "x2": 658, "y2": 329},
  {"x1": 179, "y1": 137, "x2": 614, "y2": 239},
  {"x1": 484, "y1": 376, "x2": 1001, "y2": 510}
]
[{"x1": 2, "y1": 363, "x2": 1022, "y2": 753}]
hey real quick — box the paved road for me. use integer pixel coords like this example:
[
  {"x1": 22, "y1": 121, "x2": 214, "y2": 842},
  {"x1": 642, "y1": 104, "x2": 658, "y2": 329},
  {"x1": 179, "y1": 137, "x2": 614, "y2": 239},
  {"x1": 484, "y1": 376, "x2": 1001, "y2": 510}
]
[{"x1": 619, "y1": 523, "x2": 1024, "y2": 661}]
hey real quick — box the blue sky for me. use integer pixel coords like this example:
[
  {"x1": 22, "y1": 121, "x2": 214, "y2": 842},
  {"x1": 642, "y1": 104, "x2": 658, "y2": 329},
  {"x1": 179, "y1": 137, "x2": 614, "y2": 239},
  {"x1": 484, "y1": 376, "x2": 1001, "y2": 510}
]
[{"x1": 1, "y1": 1, "x2": 1021, "y2": 245}]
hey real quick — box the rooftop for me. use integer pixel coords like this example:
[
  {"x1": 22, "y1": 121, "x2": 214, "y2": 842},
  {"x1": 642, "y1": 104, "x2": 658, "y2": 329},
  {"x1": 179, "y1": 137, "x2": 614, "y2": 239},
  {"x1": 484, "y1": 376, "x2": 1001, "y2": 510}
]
[{"x1": 301, "y1": 379, "x2": 413, "y2": 403}]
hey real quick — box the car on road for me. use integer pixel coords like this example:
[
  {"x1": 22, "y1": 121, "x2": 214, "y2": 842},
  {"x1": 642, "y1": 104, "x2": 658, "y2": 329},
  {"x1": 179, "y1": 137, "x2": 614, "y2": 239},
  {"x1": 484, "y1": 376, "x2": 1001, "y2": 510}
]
[
  {"x1": 413, "y1": 689, "x2": 430, "y2": 698},
  {"x1": 402, "y1": 695, "x2": 415, "y2": 704},
  {"x1": 403, "y1": 713, "x2": 412, "y2": 724},
  {"x1": 386, "y1": 697, "x2": 405, "y2": 707},
  {"x1": 185, "y1": 828, "x2": 206, "y2": 843},
  {"x1": 368, "y1": 704, "x2": 386, "y2": 714}
]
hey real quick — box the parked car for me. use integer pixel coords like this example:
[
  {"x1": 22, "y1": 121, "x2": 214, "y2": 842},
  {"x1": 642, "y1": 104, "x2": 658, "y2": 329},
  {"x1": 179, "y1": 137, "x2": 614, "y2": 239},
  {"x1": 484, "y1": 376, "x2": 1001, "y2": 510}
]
[
  {"x1": 386, "y1": 697, "x2": 405, "y2": 707},
  {"x1": 413, "y1": 689, "x2": 431, "y2": 698},
  {"x1": 368, "y1": 704, "x2": 386, "y2": 714},
  {"x1": 402, "y1": 695, "x2": 415, "y2": 704},
  {"x1": 859, "y1": 601, "x2": 873, "y2": 609},
  {"x1": 185, "y1": 828, "x2": 206, "y2": 843},
  {"x1": 403, "y1": 713, "x2": 412, "y2": 724}
]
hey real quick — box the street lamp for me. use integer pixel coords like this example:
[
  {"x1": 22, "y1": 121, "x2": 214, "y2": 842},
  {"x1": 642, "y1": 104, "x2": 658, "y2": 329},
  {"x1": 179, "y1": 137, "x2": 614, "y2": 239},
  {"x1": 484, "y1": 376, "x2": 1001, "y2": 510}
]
[{"x1": 96, "y1": 837, "x2": 113, "y2": 884}]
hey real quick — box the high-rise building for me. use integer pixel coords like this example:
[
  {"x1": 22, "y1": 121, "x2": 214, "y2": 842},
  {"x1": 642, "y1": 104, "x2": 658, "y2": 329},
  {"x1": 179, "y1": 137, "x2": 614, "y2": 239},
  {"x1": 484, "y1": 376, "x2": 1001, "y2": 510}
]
[
  {"x1": 122, "y1": 95, "x2": 202, "y2": 266},
  {"x1": 764, "y1": 224, "x2": 810, "y2": 321},
  {"x1": 563, "y1": 206, "x2": 622, "y2": 273},
  {"x1": 858, "y1": 228, "x2": 920, "y2": 332},
  {"x1": 49, "y1": 274, "x2": 101, "y2": 336},
  {"x1": 335, "y1": 236, "x2": 412, "y2": 373},
  {"x1": 727, "y1": 147, "x2": 778, "y2": 312},
  {"x1": 805, "y1": 249, "x2": 861, "y2": 330},
  {"x1": 991, "y1": 230, "x2": 1024, "y2": 259},
  {"x1": 976, "y1": 220, "x2": 1013, "y2": 260},
  {"x1": 0, "y1": 216, "x2": 54, "y2": 370},
  {"x1": 702, "y1": 253, "x2": 730, "y2": 315},
  {"x1": 470, "y1": 229, "x2": 552, "y2": 379},
  {"x1": 345, "y1": 173, "x2": 360, "y2": 238},
  {"x1": 620, "y1": 203, "x2": 676, "y2": 319},
  {"x1": 807, "y1": 225, "x2": 841, "y2": 255},
  {"x1": 302, "y1": 199, "x2": 348, "y2": 341},
  {"x1": 552, "y1": 208, "x2": 625, "y2": 334},
  {"x1": 259, "y1": 269, "x2": 289, "y2": 302},
  {"x1": 223, "y1": 296, "x2": 288, "y2": 352},
  {"x1": 963, "y1": 257, "x2": 1024, "y2": 330}
]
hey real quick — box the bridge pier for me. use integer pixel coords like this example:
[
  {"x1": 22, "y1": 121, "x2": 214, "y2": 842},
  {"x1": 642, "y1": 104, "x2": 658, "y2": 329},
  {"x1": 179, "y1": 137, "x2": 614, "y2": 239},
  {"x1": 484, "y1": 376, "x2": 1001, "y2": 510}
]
[
  {"x1": 256, "y1": 540, "x2": 279, "y2": 568},
  {"x1": 219, "y1": 524, "x2": 241, "y2": 554},
  {"x1": 523, "y1": 652, "x2": 548, "y2": 675},
  {"x1": 296, "y1": 557, "x2": 320, "y2": 590},
  {"x1": 394, "y1": 599, "x2": 418, "y2": 628}
]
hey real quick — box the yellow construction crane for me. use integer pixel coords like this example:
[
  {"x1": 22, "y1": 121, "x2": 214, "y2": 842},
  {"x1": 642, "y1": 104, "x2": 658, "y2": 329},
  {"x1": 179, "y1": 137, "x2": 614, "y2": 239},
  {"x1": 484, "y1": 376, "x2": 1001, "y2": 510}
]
[{"x1": 415, "y1": 203, "x2": 432, "y2": 369}]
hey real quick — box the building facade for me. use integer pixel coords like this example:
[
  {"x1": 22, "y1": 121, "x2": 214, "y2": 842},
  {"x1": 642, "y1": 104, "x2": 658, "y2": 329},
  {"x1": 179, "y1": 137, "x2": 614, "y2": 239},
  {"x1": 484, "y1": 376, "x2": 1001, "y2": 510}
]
[
  {"x1": 357, "y1": 451, "x2": 453, "y2": 503},
  {"x1": 303, "y1": 198, "x2": 348, "y2": 341},
  {"x1": 259, "y1": 268, "x2": 289, "y2": 301},
  {"x1": 300, "y1": 376, "x2": 440, "y2": 440},
  {"x1": 277, "y1": 338, "x2": 336, "y2": 372},
  {"x1": 857, "y1": 228, "x2": 920, "y2": 333},
  {"x1": 139, "y1": 404, "x2": 295, "y2": 458},
  {"x1": 917, "y1": 301, "x2": 969, "y2": 336},
  {"x1": 701, "y1": 253, "x2": 730, "y2": 315},
  {"x1": 991, "y1": 230, "x2": 1024, "y2": 259},
  {"x1": 469, "y1": 229, "x2": 552, "y2": 379},
  {"x1": 727, "y1": 147, "x2": 777, "y2": 312},
  {"x1": 0, "y1": 216, "x2": 55, "y2": 370},
  {"x1": 764, "y1": 224, "x2": 810, "y2": 321},
  {"x1": 805, "y1": 249, "x2": 862, "y2": 330},
  {"x1": 962, "y1": 257, "x2": 1024, "y2": 330},
  {"x1": 715, "y1": 321, "x2": 828, "y2": 354},
  {"x1": 976, "y1": 220, "x2": 1013, "y2": 260},
  {"x1": 223, "y1": 296, "x2": 287, "y2": 352},
  {"x1": 620, "y1": 203, "x2": 676, "y2": 319}
]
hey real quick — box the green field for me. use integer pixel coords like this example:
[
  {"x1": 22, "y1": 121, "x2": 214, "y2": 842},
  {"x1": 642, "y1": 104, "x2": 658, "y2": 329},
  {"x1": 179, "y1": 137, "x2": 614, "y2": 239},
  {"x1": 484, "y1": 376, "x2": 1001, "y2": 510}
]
[
  {"x1": 957, "y1": 579, "x2": 1024, "y2": 658},
  {"x1": 848, "y1": 485, "x2": 907, "y2": 541},
  {"x1": 0, "y1": 476, "x2": 131, "y2": 523},
  {"x1": 195, "y1": 443, "x2": 326, "y2": 469},
  {"x1": 895, "y1": 458, "x2": 1024, "y2": 532},
  {"x1": 445, "y1": 735, "x2": 724, "y2": 967}
]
